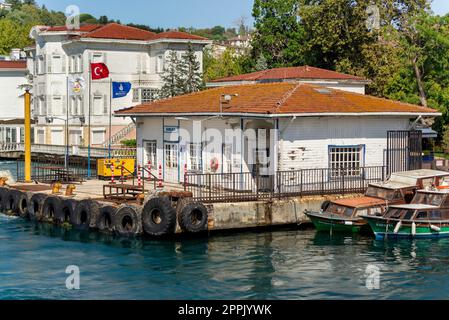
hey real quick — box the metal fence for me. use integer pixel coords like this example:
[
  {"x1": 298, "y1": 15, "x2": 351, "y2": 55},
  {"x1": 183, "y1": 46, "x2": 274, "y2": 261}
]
[
  {"x1": 185, "y1": 166, "x2": 387, "y2": 203},
  {"x1": 0, "y1": 143, "x2": 136, "y2": 159},
  {"x1": 16, "y1": 155, "x2": 99, "y2": 183}
]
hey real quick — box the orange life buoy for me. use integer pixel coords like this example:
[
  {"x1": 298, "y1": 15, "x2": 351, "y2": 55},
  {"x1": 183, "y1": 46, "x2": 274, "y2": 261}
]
[{"x1": 210, "y1": 157, "x2": 220, "y2": 172}]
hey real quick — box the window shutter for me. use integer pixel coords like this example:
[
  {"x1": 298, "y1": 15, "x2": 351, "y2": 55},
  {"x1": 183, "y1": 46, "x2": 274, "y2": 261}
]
[
  {"x1": 47, "y1": 95, "x2": 52, "y2": 116},
  {"x1": 137, "y1": 54, "x2": 142, "y2": 74},
  {"x1": 79, "y1": 55, "x2": 84, "y2": 73},
  {"x1": 62, "y1": 55, "x2": 66, "y2": 73},
  {"x1": 47, "y1": 55, "x2": 52, "y2": 74},
  {"x1": 79, "y1": 96, "x2": 84, "y2": 115},
  {"x1": 103, "y1": 94, "x2": 108, "y2": 114},
  {"x1": 62, "y1": 95, "x2": 67, "y2": 115}
]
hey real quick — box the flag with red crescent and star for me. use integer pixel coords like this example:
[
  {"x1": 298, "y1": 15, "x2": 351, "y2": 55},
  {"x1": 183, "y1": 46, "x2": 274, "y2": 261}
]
[{"x1": 90, "y1": 63, "x2": 110, "y2": 80}]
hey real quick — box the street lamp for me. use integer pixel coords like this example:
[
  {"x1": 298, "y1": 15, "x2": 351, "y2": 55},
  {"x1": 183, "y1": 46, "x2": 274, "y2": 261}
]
[
  {"x1": 220, "y1": 94, "x2": 239, "y2": 118},
  {"x1": 45, "y1": 115, "x2": 85, "y2": 170}
]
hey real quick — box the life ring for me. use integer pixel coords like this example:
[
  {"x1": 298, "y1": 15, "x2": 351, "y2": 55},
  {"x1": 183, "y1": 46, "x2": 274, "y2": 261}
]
[
  {"x1": 210, "y1": 157, "x2": 220, "y2": 172},
  {"x1": 178, "y1": 202, "x2": 209, "y2": 233},
  {"x1": 112, "y1": 205, "x2": 142, "y2": 237},
  {"x1": 142, "y1": 196, "x2": 177, "y2": 237}
]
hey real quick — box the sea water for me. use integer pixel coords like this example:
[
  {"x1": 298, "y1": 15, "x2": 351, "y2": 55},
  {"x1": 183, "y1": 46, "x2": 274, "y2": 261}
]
[{"x1": 1, "y1": 161, "x2": 449, "y2": 300}]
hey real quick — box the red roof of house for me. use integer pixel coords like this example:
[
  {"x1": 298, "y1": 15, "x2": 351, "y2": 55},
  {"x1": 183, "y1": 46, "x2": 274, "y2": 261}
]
[
  {"x1": 0, "y1": 60, "x2": 27, "y2": 70},
  {"x1": 211, "y1": 66, "x2": 367, "y2": 83},
  {"x1": 80, "y1": 23, "x2": 156, "y2": 41},
  {"x1": 152, "y1": 30, "x2": 208, "y2": 41},
  {"x1": 46, "y1": 24, "x2": 101, "y2": 32},
  {"x1": 116, "y1": 83, "x2": 438, "y2": 116},
  {"x1": 41, "y1": 23, "x2": 208, "y2": 42}
]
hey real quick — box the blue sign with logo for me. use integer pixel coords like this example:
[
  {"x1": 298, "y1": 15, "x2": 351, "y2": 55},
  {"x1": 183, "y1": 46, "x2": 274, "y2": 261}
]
[{"x1": 112, "y1": 82, "x2": 132, "y2": 99}]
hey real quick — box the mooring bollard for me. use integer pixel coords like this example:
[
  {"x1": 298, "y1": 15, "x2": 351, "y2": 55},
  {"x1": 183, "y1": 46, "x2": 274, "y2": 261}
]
[
  {"x1": 158, "y1": 164, "x2": 163, "y2": 189},
  {"x1": 121, "y1": 161, "x2": 125, "y2": 184},
  {"x1": 137, "y1": 164, "x2": 142, "y2": 188},
  {"x1": 110, "y1": 161, "x2": 116, "y2": 185}
]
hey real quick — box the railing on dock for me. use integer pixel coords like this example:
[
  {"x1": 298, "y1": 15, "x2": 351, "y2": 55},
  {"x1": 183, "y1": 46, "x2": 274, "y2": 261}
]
[
  {"x1": 185, "y1": 166, "x2": 387, "y2": 203},
  {"x1": 0, "y1": 143, "x2": 136, "y2": 159}
]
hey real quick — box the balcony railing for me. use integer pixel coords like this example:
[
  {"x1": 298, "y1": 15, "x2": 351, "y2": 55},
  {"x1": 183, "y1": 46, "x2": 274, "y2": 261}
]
[{"x1": 185, "y1": 166, "x2": 387, "y2": 203}]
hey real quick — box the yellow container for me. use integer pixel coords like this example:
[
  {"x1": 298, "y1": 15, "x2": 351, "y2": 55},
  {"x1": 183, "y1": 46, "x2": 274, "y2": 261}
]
[{"x1": 97, "y1": 159, "x2": 135, "y2": 179}]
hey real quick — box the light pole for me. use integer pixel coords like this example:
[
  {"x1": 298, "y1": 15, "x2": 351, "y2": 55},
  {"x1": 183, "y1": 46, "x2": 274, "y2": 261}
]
[
  {"x1": 45, "y1": 116, "x2": 85, "y2": 170},
  {"x1": 19, "y1": 84, "x2": 33, "y2": 183}
]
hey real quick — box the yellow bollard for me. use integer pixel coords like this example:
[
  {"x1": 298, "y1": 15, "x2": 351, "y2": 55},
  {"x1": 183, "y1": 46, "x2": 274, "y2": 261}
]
[
  {"x1": 51, "y1": 182, "x2": 62, "y2": 195},
  {"x1": 0, "y1": 177, "x2": 8, "y2": 186},
  {"x1": 24, "y1": 89, "x2": 32, "y2": 183},
  {"x1": 65, "y1": 184, "x2": 76, "y2": 197}
]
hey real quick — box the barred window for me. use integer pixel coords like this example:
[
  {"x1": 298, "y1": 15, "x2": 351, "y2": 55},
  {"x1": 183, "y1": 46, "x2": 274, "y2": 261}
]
[
  {"x1": 141, "y1": 88, "x2": 158, "y2": 103},
  {"x1": 132, "y1": 89, "x2": 140, "y2": 102},
  {"x1": 329, "y1": 145, "x2": 365, "y2": 178}
]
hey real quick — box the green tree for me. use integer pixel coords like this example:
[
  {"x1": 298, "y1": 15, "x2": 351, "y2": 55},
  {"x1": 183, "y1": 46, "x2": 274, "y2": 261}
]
[
  {"x1": 159, "y1": 51, "x2": 183, "y2": 99},
  {"x1": 251, "y1": 0, "x2": 305, "y2": 68},
  {"x1": 0, "y1": 19, "x2": 32, "y2": 54},
  {"x1": 179, "y1": 42, "x2": 203, "y2": 94},
  {"x1": 203, "y1": 48, "x2": 245, "y2": 82}
]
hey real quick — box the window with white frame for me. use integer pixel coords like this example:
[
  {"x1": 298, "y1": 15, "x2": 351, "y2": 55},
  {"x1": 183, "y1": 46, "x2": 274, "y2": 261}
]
[
  {"x1": 132, "y1": 88, "x2": 140, "y2": 102},
  {"x1": 52, "y1": 55, "x2": 62, "y2": 73},
  {"x1": 141, "y1": 88, "x2": 158, "y2": 103},
  {"x1": 165, "y1": 143, "x2": 178, "y2": 169},
  {"x1": 92, "y1": 130, "x2": 105, "y2": 145},
  {"x1": 77, "y1": 54, "x2": 83, "y2": 73},
  {"x1": 52, "y1": 96, "x2": 63, "y2": 116},
  {"x1": 329, "y1": 145, "x2": 365, "y2": 178},
  {"x1": 144, "y1": 140, "x2": 157, "y2": 167},
  {"x1": 156, "y1": 54, "x2": 164, "y2": 73},
  {"x1": 93, "y1": 95, "x2": 103, "y2": 115},
  {"x1": 188, "y1": 143, "x2": 202, "y2": 172}
]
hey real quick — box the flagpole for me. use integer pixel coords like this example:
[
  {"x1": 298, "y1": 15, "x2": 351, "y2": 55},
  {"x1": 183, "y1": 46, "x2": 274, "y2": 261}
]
[
  {"x1": 65, "y1": 76, "x2": 69, "y2": 170},
  {"x1": 87, "y1": 60, "x2": 92, "y2": 179},
  {"x1": 109, "y1": 77, "x2": 112, "y2": 159}
]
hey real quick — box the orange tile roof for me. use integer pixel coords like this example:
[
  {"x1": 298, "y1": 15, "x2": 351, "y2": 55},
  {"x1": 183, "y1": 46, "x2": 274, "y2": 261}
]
[
  {"x1": 116, "y1": 83, "x2": 438, "y2": 116},
  {"x1": 43, "y1": 23, "x2": 208, "y2": 42},
  {"x1": 0, "y1": 60, "x2": 27, "y2": 70},
  {"x1": 211, "y1": 66, "x2": 367, "y2": 83},
  {"x1": 46, "y1": 24, "x2": 101, "y2": 32}
]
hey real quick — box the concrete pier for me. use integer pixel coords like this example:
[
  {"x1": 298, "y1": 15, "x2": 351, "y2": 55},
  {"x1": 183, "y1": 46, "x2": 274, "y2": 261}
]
[{"x1": 9, "y1": 179, "x2": 362, "y2": 233}]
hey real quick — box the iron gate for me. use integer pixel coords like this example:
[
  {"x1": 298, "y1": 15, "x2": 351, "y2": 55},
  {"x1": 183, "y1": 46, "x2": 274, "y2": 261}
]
[{"x1": 386, "y1": 130, "x2": 423, "y2": 175}]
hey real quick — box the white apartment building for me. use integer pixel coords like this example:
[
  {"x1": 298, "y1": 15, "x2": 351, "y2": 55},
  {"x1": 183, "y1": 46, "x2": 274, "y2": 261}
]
[
  {"x1": 0, "y1": 57, "x2": 29, "y2": 145},
  {"x1": 26, "y1": 23, "x2": 211, "y2": 147}
]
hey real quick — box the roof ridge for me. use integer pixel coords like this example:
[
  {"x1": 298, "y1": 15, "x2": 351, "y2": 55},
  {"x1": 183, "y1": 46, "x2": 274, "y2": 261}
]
[{"x1": 273, "y1": 83, "x2": 303, "y2": 113}]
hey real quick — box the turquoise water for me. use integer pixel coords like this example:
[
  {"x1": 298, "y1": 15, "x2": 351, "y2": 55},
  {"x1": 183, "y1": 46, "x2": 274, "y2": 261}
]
[{"x1": 1, "y1": 161, "x2": 449, "y2": 300}]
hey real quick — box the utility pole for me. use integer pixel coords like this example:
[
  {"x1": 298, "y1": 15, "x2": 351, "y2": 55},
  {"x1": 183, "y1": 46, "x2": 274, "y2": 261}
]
[{"x1": 24, "y1": 87, "x2": 32, "y2": 183}]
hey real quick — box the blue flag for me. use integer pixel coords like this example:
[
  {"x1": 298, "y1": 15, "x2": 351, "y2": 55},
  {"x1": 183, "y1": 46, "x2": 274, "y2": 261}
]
[{"x1": 112, "y1": 82, "x2": 132, "y2": 99}]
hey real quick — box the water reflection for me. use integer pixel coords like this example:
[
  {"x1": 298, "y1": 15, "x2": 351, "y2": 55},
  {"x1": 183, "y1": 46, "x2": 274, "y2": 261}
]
[{"x1": 2, "y1": 214, "x2": 449, "y2": 299}]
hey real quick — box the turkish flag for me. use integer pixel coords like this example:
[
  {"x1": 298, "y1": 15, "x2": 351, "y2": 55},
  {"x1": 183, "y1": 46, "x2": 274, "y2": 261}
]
[{"x1": 91, "y1": 63, "x2": 110, "y2": 80}]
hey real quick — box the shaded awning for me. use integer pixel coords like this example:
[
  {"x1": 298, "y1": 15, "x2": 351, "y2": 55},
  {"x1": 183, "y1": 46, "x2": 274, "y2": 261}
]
[{"x1": 419, "y1": 128, "x2": 438, "y2": 139}]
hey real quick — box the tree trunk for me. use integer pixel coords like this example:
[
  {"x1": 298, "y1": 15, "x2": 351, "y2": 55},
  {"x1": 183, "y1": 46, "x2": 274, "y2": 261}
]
[{"x1": 412, "y1": 57, "x2": 428, "y2": 107}]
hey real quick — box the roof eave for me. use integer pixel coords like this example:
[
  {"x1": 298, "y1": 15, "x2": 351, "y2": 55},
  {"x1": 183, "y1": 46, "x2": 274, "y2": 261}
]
[{"x1": 115, "y1": 112, "x2": 441, "y2": 118}]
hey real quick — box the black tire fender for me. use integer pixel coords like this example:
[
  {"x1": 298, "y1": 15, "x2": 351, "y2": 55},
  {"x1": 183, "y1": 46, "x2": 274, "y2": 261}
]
[
  {"x1": 178, "y1": 202, "x2": 209, "y2": 233},
  {"x1": 28, "y1": 193, "x2": 47, "y2": 222},
  {"x1": 42, "y1": 196, "x2": 63, "y2": 224},
  {"x1": 3, "y1": 189, "x2": 18, "y2": 215},
  {"x1": 112, "y1": 205, "x2": 142, "y2": 237},
  {"x1": 0, "y1": 187, "x2": 7, "y2": 212},
  {"x1": 15, "y1": 191, "x2": 30, "y2": 219},
  {"x1": 96, "y1": 205, "x2": 117, "y2": 232},
  {"x1": 71, "y1": 199, "x2": 100, "y2": 230},
  {"x1": 142, "y1": 197, "x2": 177, "y2": 237},
  {"x1": 60, "y1": 199, "x2": 78, "y2": 225}
]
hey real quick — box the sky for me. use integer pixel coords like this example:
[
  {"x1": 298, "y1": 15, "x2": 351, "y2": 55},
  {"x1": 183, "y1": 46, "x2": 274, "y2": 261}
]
[{"x1": 36, "y1": 0, "x2": 449, "y2": 29}]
